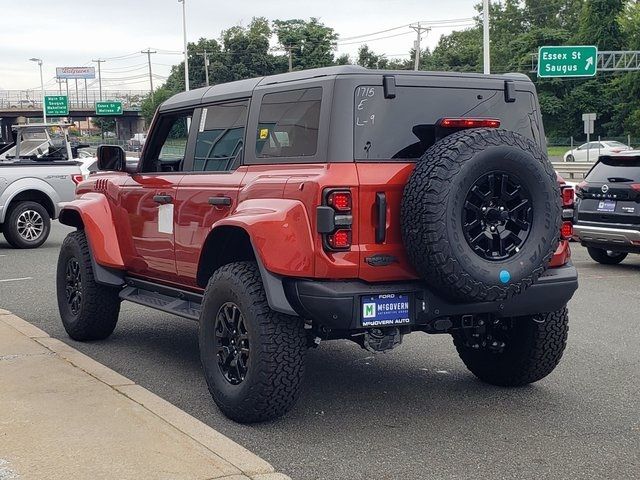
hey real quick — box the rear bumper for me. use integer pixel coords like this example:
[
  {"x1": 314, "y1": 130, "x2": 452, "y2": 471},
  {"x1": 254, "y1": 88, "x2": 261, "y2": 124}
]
[
  {"x1": 283, "y1": 264, "x2": 578, "y2": 331},
  {"x1": 573, "y1": 224, "x2": 640, "y2": 247}
]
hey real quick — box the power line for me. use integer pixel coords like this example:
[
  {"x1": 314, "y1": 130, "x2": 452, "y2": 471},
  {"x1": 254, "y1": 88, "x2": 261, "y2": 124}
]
[{"x1": 337, "y1": 31, "x2": 414, "y2": 46}]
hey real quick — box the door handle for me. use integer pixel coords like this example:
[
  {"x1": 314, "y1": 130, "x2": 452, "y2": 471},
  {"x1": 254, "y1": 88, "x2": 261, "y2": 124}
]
[
  {"x1": 153, "y1": 194, "x2": 173, "y2": 204},
  {"x1": 375, "y1": 192, "x2": 387, "y2": 243},
  {"x1": 208, "y1": 196, "x2": 232, "y2": 206}
]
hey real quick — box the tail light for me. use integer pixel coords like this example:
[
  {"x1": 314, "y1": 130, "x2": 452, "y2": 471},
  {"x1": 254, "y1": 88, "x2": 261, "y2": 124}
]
[
  {"x1": 631, "y1": 184, "x2": 640, "y2": 192},
  {"x1": 439, "y1": 118, "x2": 501, "y2": 129},
  {"x1": 611, "y1": 148, "x2": 622, "y2": 153},
  {"x1": 561, "y1": 186, "x2": 574, "y2": 207},
  {"x1": 561, "y1": 221, "x2": 573, "y2": 239},
  {"x1": 71, "y1": 174, "x2": 84, "y2": 185},
  {"x1": 327, "y1": 191, "x2": 352, "y2": 211},
  {"x1": 559, "y1": 184, "x2": 575, "y2": 240},
  {"x1": 317, "y1": 189, "x2": 353, "y2": 251},
  {"x1": 327, "y1": 229, "x2": 352, "y2": 249}
]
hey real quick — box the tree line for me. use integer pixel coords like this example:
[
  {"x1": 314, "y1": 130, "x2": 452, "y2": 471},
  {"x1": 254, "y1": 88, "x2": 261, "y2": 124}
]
[{"x1": 142, "y1": 1, "x2": 640, "y2": 142}]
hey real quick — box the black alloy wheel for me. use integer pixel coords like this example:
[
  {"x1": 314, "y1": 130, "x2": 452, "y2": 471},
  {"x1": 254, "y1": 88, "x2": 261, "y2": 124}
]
[
  {"x1": 462, "y1": 172, "x2": 533, "y2": 261},
  {"x1": 65, "y1": 257, "x2": 83, "y2": 316},
  {"x1": 215, "y1": 302, "x2": 250, "y2": 385}
]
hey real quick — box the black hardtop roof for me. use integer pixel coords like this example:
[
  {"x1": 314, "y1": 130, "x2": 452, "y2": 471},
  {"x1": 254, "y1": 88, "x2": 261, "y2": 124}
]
[{"x1": 159, "y1": 65, "x2": 531, "y2": 111}]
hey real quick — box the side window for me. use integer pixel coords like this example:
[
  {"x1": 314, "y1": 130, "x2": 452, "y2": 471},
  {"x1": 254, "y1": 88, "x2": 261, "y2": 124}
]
[
  {"x1": 255, "y1": 87, "x2": 321, "y2": 158},
  {"x1": 193, "y1": 100, "x2": 248, "y2": 172},
  {"x1": 143, "y1": 110, "x2": 193, "y2": 172}
]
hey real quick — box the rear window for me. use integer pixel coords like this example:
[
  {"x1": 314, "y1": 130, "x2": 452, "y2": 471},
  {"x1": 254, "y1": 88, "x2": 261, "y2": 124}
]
[
  {"x1": 354, "y1": 85, "x2": 539, "y2": 161},
  {"x1": 586, "y1": 158, "x2": 640, "y2": 183},
  {"x1": 256, "y1": 87, "x2": 321, "y2": 158}
]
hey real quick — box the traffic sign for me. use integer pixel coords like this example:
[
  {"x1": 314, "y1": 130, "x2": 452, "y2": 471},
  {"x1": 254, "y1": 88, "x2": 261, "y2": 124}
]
[
  {"x1": 44, "y1": 95, "x2": 69, "y2": 116},
  {"x1": 95, "y1": 101, "x2": 123, "y2": 115},
  {"x1": 538, "y1": 45, "x2": 598, "y2": 78}
]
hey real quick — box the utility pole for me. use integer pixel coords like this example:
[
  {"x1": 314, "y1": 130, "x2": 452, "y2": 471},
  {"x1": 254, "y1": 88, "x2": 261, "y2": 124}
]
[
  {"x1": 92, "y1": 59, "x2": 106, "y2": 101},
  {"x1": 483, "y1": 0, "x2": 491, "y2": 74},
  {"x1": 286, "y1": 45, "x2": 294, "y2": 72},
  {"x1": 141, "y1": 49, "x2": 157, "y2": 100},
  {"x1": 198, "y1": 50, "x2": 210, "y2": 86},
  {"x1": 410, "y1": 23, "x2": 430, "y2": 71}
]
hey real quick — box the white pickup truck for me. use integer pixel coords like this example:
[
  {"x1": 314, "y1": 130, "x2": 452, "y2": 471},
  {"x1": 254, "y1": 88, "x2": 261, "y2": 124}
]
[{"x1": 0, "y1": 123, "x2": 83, "y2": 248}]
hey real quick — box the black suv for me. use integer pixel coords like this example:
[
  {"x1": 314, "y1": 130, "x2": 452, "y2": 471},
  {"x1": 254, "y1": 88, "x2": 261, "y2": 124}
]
[{"x1": 573, "y1": 153, "x2": 640, "y2": 264}]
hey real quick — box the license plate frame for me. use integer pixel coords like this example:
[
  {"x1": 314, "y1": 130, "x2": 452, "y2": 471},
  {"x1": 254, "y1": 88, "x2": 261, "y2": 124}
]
[
  {"x1": 597, "y1": 199, "x2": 616, "y2": 212},
  {"x1": 360, "y1": 293, "x2": 411, "y2": 328}
]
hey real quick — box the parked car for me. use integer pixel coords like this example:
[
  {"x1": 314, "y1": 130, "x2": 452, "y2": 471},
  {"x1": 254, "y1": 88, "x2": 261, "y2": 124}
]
[
  {"x1": 573, "y1": 151, "x2": 640, "y2": 264},
  {"x1": 563, "y1": 140, "x2": 631, "y2": 162},
  {"x1": 56, "y1": 66, "x2": 578, "y2": 423},
  {"x1": 0, "y1": 123, "x2": 83, "y2": 248}
]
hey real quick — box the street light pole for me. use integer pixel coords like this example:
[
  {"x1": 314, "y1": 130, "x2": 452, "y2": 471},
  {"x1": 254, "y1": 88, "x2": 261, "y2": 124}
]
[
  {"x1": 29, "y1": 58, "x2": 46, "y2": 123},
  {"x1": 92, "y1": 59, "x2": 106, "y2": 101},
  {"x1": 483, "y1": 0, "x2": 491, "y2": 74},
  {"x1": 178, "y1": 0, "x2": 190, "y2": 91}
]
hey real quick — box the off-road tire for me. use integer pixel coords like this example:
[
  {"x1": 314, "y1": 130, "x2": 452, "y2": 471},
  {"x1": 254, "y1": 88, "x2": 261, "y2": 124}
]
[
  {"x1": 57, "y1": 230, "x2": 121, "y2": 341},
  {"x1": 401, "y1": 128, "x2": 561, "y2": 302},
  {"x1": 3, "y1": 201, "x2": 51, "y2": 249},
  {"x1": 587, "y1": 247, "x2": 627, "y2": 265},
  {"x1": 199, "y1": 261, "x2": 306, "y2": 423},
  {"x1": 453, "y1": 307, "x2": 569, "y2": 386}
]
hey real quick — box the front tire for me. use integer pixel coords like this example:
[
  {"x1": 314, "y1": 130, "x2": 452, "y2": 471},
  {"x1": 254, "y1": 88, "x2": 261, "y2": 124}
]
[
  {"x1": 199, "y1": 261, "x2": 307, "y2": 423},
  {"x1": 56, "y1": 231, "x2": 121, "y2": 341},
  {"x1": 453, "y1": 307, "x2": 569, "y2": 386},
  {"x1": 587, "y1": 247, "x2": 627, "y2": 265},
  {"x1": 3, "y1": 201, "x2": 51, "y2": 249}
]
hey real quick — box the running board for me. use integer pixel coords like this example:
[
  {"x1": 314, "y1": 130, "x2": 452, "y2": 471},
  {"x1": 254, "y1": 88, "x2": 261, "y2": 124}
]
[{"x1": 119, "y1": 277, "x2": 203, "y2": 321}]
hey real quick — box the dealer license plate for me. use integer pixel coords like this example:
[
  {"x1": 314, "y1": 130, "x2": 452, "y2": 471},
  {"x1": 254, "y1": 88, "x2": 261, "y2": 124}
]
[
  {"x1": 597, "y1": 199, "x2": 616, "y2": 212},
  {"x1": 360, "y1": 294, "x2": 410, "y2": 327}
]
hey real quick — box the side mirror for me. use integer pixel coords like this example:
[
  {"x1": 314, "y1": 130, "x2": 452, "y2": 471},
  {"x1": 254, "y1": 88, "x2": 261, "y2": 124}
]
[{"x1": 96, "y1": 145, "x2": 126, "y2": 171}]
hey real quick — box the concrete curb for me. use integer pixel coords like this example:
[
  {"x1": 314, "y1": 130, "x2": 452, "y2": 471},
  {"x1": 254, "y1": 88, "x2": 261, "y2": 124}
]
[{"x1": 0, "y1": 310, "x2": 290, "y2": 480}]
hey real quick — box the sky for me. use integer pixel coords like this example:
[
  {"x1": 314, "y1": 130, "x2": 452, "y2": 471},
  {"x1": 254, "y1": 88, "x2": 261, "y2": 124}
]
[{"x1": 0, "y1": 0, "x2": 477, "y2": 92}]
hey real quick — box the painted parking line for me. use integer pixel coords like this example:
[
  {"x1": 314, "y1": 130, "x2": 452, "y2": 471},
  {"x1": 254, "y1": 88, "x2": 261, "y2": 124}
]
[{"x1": 0, "y1": 277, "x2": 33, "y2": 283}]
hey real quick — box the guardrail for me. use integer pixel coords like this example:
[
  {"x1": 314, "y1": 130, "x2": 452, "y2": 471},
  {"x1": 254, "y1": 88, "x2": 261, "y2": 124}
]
[{"x1": 551, "y1": 162, "x2": 592, "y2": 180}]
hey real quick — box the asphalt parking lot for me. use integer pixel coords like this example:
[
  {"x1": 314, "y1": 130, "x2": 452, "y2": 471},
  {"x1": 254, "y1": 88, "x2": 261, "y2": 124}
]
[{"x1": 1, "y1": 222, "x2": 638, "y2": 480}]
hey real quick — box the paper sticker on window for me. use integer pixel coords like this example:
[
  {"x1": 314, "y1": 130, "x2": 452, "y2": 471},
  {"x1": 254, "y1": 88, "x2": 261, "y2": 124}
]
[
  {"x1": 259, "y1": 128, "x2": 269, "y2": 140},
  {"x1": 158, "y1": 203, "x2": 174, "y2": 234},
  {"x1": 199, "y1": 108, "x2": 208, "y2": 132}
]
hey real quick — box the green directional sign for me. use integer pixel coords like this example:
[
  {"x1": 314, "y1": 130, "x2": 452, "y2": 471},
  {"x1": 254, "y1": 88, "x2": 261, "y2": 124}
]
[
  {"x1": 95, "y1": 101, "x2": 123, "y2": 115},
  {"x1": 538, "y1": 45, "x2": 598, "y2": 78},
  {"x1": 44, "y1": 95, "x2": 69, "y2": 116}
]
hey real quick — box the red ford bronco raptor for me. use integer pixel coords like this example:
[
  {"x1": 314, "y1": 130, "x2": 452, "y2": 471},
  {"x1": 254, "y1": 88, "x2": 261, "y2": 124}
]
[{"x1": 56, "y1": 66, "x2": 578, "y2": 423}]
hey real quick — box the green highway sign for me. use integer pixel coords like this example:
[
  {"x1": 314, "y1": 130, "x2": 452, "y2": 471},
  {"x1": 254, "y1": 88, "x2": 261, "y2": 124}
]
[
  {"x1": 538, "y1": 45, "x2": 598, "y2": 78},
  {"x1": 44, "y1": 95, "x2": 69, "y2": 116},
  {"x1": 95, "y1": 101, "x2": 123, "y2": 115}
]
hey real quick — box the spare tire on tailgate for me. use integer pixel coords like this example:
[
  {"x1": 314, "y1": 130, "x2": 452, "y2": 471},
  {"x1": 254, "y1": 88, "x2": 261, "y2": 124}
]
[{"x1": 401, "y1": 128, "x2": 561, "y2": 303}]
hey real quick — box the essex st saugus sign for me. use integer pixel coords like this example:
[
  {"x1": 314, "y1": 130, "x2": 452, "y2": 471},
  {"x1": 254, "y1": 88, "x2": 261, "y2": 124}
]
[{"x1": 537, "y1": 45, "x2": 598, "y2": 78}]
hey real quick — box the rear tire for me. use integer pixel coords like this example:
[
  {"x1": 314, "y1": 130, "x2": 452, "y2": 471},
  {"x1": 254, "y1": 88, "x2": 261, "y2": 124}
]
[
  {"x1": 401, "y1": 128, "x2": 561, "y2": 302},
  {"x1": 199, "y1": 261, "x2": 307, "y2": 423},
  {"x1": 453, "y1": 307, "x2": 569, "y2": 386},
  {"x1": 587, "y1": 247, "x2": 627, "y2": 265},
  {"x1": 56, "y1": 231, "x2": 121, "y2": 341},
  {"x1": 3, "y1": 201, "x2": 51, "y2": 249}
]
